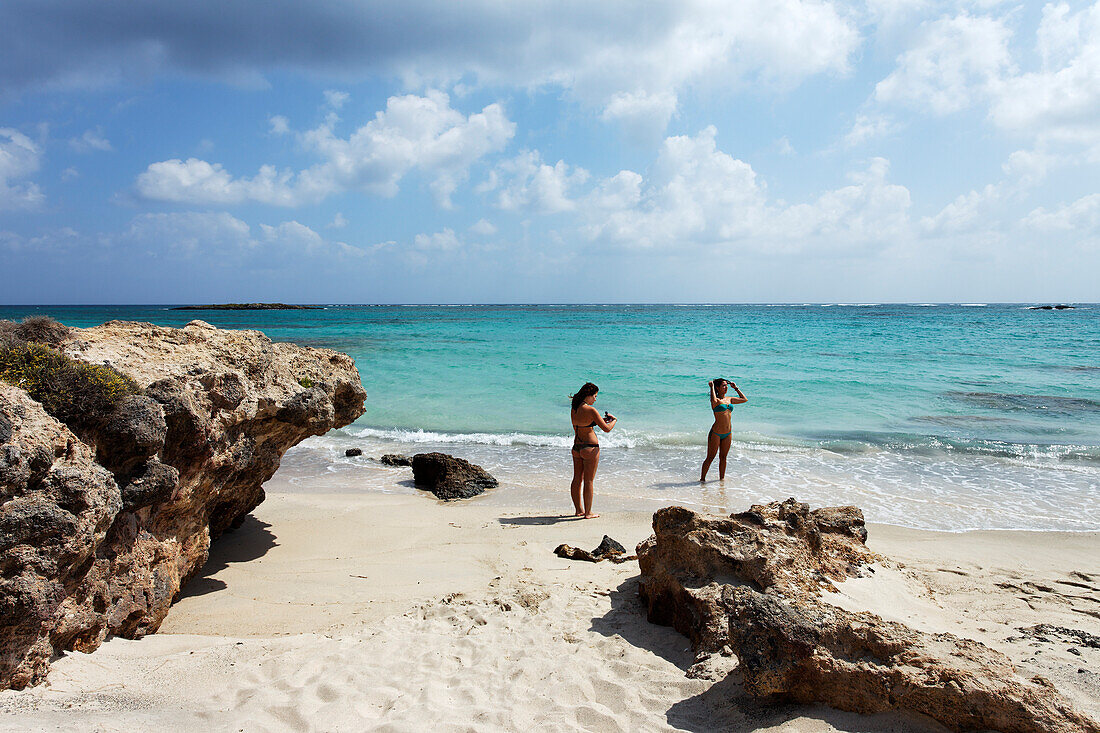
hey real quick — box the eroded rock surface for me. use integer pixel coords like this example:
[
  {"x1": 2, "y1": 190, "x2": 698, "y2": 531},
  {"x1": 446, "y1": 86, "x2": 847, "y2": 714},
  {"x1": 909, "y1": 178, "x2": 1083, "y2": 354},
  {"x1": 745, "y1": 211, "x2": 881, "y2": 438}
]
[
  {"x1": 637, "y1": 499, "x2": 1098, "y2": 733},
  {"x1": 411, "y1": 452, "x2": 497, "y2": 500},
  {"x1": 0, "y1": 320, "x2": 365, "y2": 689}
]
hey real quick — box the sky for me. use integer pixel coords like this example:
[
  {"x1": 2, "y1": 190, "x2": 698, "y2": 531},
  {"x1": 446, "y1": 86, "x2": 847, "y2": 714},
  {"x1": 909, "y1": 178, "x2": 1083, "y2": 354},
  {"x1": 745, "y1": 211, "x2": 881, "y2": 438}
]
[{"x1": 1, "y1": 0, "x2": 1098, "y2": 304}]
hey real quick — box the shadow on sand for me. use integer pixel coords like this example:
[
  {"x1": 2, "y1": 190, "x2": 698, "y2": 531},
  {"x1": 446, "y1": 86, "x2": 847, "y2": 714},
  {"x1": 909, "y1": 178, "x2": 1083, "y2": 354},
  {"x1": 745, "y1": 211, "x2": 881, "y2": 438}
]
[
  {"x1": 588, "y1": 576, "x2": 947, "y2": 732},
  {"x1": 175, "y1": 515, "x2": 278, "y2": 600},
  {"x1": 497, "y1": 515, "x2": 583, "y2": 526}
]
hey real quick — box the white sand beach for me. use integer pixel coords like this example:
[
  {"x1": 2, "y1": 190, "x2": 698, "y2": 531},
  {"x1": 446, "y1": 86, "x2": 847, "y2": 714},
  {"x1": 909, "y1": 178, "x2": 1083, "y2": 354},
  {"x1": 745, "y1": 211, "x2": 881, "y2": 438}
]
[{"x1": 2, "y1": 479, "x2": 1098, "y2": 732}]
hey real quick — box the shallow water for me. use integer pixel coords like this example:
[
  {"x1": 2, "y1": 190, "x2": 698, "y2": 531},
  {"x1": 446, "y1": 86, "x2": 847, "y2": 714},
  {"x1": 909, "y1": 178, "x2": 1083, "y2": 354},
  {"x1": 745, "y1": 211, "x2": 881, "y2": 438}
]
[{"x1": 4, "y1": 303, "x2": 1098, "y2": 530}]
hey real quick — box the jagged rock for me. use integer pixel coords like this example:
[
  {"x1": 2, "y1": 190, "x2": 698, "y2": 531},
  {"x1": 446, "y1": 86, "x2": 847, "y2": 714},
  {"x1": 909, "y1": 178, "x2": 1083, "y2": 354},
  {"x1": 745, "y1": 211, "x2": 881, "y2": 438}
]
[
  {"x1": 637, "y1": 500, "x2": 1098, "y2": 733},
  {"x1": 0, "y1": 385, "x2": 120, "y2": 690},
  {"x1": 0, "y1": 320, "x2": 366, "y2": 690},
  {"x1": 345, "y1": 448, "x2": 363, "y2": 457},
  {"x1": 379, "y1": 453, "x2": 411, "y2": 466},
  {"x1": 554, "y1": 544, "x2": 598, "y2": 562},
  {"x1": 592, "y1": 535, "x2": 627, "y2": 559},
  {"x1": 411, "y1": 452, "x2": 497, "y2": 500},
  {"x1": 91, "y1": 395, "x2": 166, "y2": 475}
]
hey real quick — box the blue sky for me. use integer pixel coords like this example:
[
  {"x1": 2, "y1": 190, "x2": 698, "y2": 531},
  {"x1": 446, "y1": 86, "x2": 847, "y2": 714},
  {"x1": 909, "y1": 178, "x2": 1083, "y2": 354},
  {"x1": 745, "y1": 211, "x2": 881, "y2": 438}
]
[{"x1": 1, "y1": 0, "x2": 1098, "y2": 303}]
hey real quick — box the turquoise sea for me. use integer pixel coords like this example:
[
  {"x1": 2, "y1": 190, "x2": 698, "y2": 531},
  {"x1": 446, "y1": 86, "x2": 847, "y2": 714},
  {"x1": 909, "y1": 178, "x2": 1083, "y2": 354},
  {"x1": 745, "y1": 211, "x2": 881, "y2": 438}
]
[{"x1": 3, "y1": 304, "x2": 1098, "y2": 531}]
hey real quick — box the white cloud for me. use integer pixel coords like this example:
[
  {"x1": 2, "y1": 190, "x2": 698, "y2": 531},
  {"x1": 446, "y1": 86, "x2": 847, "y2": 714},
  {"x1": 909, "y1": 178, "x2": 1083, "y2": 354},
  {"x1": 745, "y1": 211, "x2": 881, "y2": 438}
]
[
  {"x1": 136, "y1": 91, "x2": 514, "y2": 207},
  {"x1": 988, "y1": 2, "x2": 1100, "y2": 153},
  {"x1": 867, "y1": 3, "x2": 1100, "y2": 159},
  {"x1": 136, "y1": 158, "x2": 301, "y2": 205},
  {"x1": 0, "y1": 128, "x2": 44, "y2": 210},
  {"x1": 269, "y1": 115, "x2": 290, "y2": 135},
  {"x1": 122, "y1": 211, "x2": 362, "y2": 258},
  {"x1": 581, "y1": 127, "x2": 911, "y2": 251},
  {"x1": 327, "y1": 212, "x2": 348, "y2": 229},
  {"x1": 1024, "y1": 193, "x2": 1100, "y2": 233},
  {"x1": 481, "y1": 150, "x2": 590, "y2": 214},
  {"x1": 412, "y1": 228, "x2": 462, "y2": 250},
  {"x1": 323, "y1": 89, "x2": 349, "y2": 109},
  {"x1": 874, "y1": 13, "x2": 1012, "y2": 114},
  {"x1": 69, "y1": 127, "x2": 113, "y2": 153},
  {"x1": 599, "y1": 90, "x2": 678, "y2": 141},
  {"x1": 3, "y1": 0, "x2": 860, "y2": 136},
  {"x1": 124, "y1": 211, "x2": 253, "y2": 255},
  {"x1": 776, "y1": 136, "x2": 796, "y2": 156},
  {"x1": 920, "y1": 184, "x2": 1001, "y2": 236},
  {"x1": 469, "y1": 218, "x2": 496, "y2": 235},
  {"x1": 844, "y1": 113, "x2": 899, "y2": 147}
]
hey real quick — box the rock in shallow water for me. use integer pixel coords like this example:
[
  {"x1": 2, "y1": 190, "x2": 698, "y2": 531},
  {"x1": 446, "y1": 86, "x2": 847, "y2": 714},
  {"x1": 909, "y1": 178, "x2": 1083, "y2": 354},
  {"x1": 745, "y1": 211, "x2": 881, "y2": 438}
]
[
  {"x1": 0, "y1": 320, "x2": 366, "y2": 690},
  {"x1": 636, "y1": 498, "x2": 1098, "y2": 733},
  {"x1": 411, "y1": 452, "x2": 496, "y2": 500}
]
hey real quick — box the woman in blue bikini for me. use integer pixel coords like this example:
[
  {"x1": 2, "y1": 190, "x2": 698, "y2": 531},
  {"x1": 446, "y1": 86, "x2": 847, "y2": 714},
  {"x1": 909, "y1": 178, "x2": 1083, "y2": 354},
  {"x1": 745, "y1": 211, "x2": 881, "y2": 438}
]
[{"x1": 701, "y1": 378, "x2": 747, "y2": 481}]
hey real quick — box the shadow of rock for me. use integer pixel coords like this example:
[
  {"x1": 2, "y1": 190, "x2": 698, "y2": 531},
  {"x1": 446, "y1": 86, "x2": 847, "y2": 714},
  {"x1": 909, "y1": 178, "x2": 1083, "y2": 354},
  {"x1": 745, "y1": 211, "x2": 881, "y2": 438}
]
[
  {"x1": 589, "y1": 576, "x2": 949, "y2": 733},
  {"x1": 175, "y1": 515, "x2": 278, "y2": 600}
]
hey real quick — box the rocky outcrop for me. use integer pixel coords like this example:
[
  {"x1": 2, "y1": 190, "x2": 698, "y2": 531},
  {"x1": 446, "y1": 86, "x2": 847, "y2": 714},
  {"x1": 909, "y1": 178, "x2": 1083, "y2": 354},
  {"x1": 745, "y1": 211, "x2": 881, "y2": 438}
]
[
  {"x1": 411, "y1": 452, "x2": 497, "y2": 500},
  {"x1": 0, "y1": 320, "x2": 365, "y2": 689},
  {"x1": 0, "y1": 386, "x2": 119, "y2": 690},
  {"x1": 637, "y1": 499, "x2": 1098, "y2": 733},
  {"x1": 379, "y1": 453, "x2": 411, "y2": 467}
]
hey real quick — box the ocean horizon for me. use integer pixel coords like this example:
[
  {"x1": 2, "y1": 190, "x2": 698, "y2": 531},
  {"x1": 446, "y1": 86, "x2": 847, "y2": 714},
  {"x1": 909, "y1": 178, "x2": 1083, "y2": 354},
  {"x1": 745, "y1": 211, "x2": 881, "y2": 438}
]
[{"x1": 4, "y1": 303, "x2": 1098, "y2": 532}]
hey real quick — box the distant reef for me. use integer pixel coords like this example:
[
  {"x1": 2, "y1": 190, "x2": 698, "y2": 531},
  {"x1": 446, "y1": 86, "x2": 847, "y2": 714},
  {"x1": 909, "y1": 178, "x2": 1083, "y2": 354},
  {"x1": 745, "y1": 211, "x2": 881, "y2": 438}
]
[
  {"x1": 1027, "y1": 304, "x2": 1075, "y2": 310},
  {"x1": 0, "y1": 319, "x2": 366, "y2": 689},
  {"x1": 170, "y1": 303, "x2": 324, "y2": 311}
]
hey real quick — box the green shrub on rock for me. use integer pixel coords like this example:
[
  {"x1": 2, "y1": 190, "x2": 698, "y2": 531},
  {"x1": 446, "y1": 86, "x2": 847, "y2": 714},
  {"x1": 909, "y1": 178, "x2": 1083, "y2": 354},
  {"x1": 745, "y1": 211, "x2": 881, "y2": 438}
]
[{"x1": 0, "y1": 341, "x2": 139, "y2": 433}]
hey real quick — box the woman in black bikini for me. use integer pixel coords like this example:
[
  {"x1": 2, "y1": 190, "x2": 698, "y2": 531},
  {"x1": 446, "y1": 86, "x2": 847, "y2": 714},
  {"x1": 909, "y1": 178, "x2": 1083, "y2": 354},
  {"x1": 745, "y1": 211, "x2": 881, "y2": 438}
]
[
  {"x1": 570, "y1": 382, "x2": 616, "y2": 519},
  {"x1": 701, "y1": 378, "x2": 747, "y2": 481}
]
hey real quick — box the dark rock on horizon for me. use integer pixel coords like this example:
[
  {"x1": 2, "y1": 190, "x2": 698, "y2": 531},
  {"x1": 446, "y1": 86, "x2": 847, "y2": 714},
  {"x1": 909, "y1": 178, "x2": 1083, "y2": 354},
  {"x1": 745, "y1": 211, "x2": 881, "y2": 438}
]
[
  {"x1": 344, "y1": 448, "x2": 363, "y2": 457},
  {"x1": 0, "y1": 319, "x2": 366, "y2": 690},
  {"x1": 379, "y1": 453, "x2": 411, "y2": 466},
  {"x1": 411, "y1": 452, "x2": 497, "y2": 500},
  {"x1": 1027, "y1": 304, "x2": 1075, "y2": 310},
  {"x1": 637, "y1": 499, "x2": 1098, "y2": 733}
]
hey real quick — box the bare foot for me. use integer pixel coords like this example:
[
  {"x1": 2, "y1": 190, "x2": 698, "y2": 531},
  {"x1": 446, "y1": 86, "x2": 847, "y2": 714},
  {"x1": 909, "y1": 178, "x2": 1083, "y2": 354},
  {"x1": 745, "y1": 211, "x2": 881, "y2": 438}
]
[
  {"x1": 574, "y1": 511, "x2": 585, "y2": 517},
  {"x1": 583, "y1": 513, "x2": 600, "y2": 519}
]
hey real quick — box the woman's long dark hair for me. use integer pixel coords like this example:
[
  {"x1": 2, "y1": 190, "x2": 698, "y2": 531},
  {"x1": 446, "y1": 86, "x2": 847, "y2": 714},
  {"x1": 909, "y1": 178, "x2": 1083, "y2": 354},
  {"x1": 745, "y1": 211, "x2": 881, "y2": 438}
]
[{"x1": 571, "y1": 382, "x2": 599, "y2": 412}]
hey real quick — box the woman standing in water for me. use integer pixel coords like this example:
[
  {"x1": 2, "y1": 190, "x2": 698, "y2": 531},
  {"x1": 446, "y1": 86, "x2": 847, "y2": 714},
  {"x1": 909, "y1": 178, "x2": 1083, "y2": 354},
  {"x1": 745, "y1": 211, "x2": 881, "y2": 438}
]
[
  {"x1": 701, "y1": 378, "x2": 747, "y2": 481},
  {"x1": 570, "y1": 382, "x2": 616, "y2": 518}
]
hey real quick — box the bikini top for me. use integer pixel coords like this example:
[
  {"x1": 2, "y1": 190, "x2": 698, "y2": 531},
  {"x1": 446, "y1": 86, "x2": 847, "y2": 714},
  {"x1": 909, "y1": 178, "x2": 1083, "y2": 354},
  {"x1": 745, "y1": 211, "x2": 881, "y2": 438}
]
[
  {"x1": 712, "y1": 403, "x2": 734, "y2": 412},
  {"x1": 573, "y1": 421, "x2": 599, "y2": 429}
]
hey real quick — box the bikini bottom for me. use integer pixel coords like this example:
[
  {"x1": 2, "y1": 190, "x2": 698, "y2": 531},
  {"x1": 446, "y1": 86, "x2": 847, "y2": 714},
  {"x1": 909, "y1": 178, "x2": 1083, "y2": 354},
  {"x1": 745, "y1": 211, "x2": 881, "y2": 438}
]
[
  {"x1": 709, "y1": 429, "x2": 731, "y2": 440},
  {"x1": 571, "y1": 443, "x2": 600, "y2": 453}
]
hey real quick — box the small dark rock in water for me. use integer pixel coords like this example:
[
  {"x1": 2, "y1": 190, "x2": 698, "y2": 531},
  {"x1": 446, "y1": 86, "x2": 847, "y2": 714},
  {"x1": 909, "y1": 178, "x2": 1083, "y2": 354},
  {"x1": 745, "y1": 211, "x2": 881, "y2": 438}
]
[
  {"x1": 411, "y1": 452, "x2": 497, "y2": 500},
  {"x1": 379, "y1": 453, "x2": 411, "y2": 466},
  {"x1": 345, "y1": 448, "x2": 363, "y2": 457},
  {"x1": 555, "y1": 544, "x2": 599, "y2": 562},
  {"x1": 592, "y1": 535, "x2": 627, "y2": 559}
]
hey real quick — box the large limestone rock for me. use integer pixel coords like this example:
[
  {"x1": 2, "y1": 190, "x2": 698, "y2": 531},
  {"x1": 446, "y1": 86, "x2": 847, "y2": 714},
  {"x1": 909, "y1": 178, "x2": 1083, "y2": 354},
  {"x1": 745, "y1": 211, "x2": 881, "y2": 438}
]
[
  {"x1": 0, "y1": 320, "x2": 366, "y2": 689},
  {"x1": 637, "y1": 499, "x2": 1098, "y2": 733},
  {"x1": 0, "y1": 386, "x2": 120, "y2": 690}
]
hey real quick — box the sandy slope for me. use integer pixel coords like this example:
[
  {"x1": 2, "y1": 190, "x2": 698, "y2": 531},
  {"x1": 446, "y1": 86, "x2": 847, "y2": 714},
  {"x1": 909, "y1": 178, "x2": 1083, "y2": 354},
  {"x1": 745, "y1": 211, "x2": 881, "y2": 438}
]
[{"x1": 1, "y1": 489, "x2": 1097, "y2": 732}]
